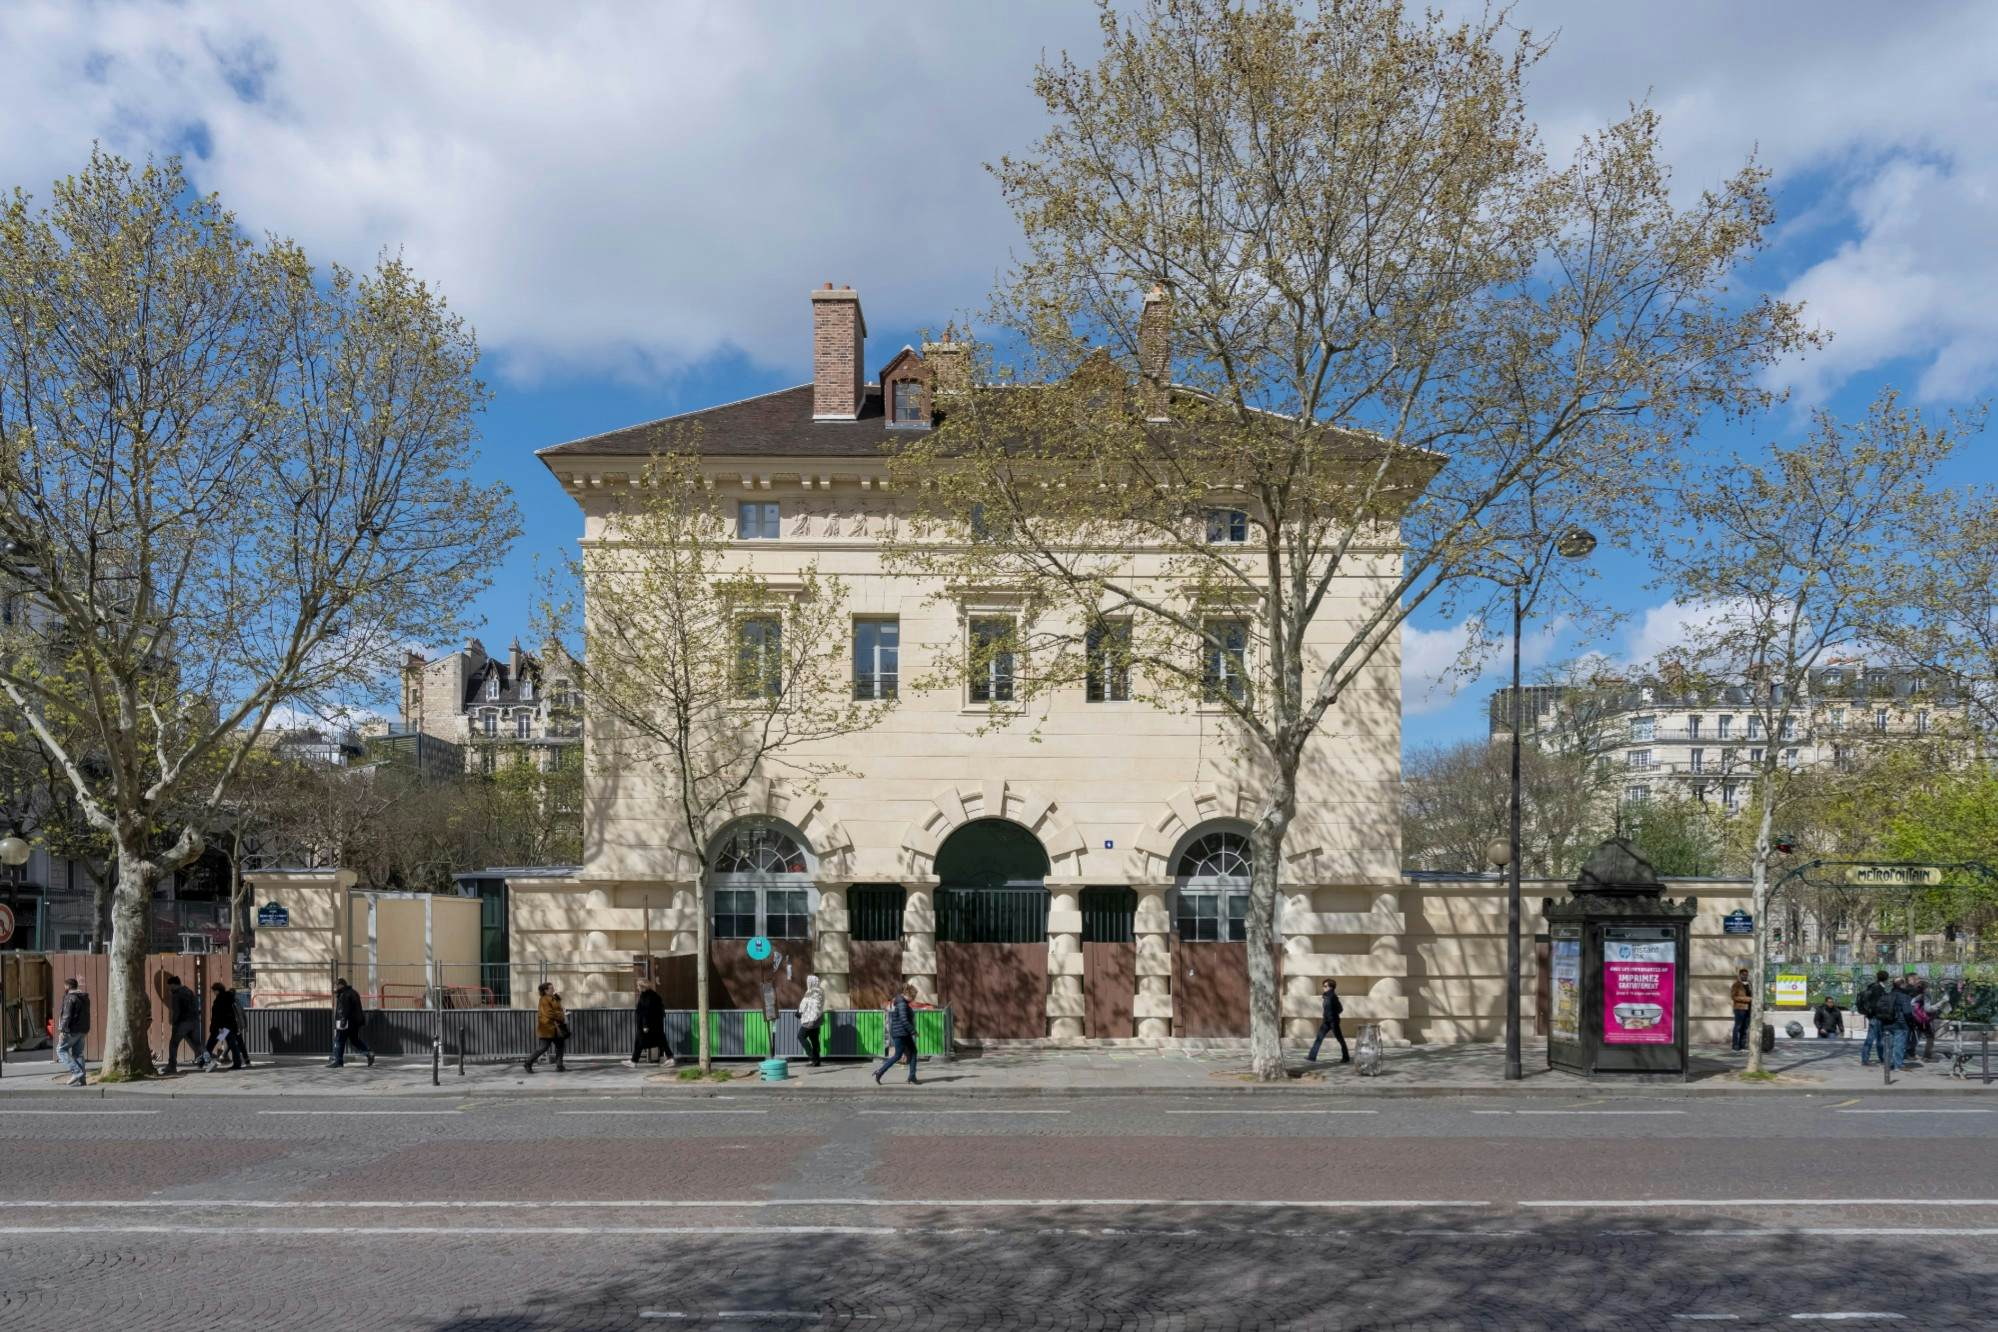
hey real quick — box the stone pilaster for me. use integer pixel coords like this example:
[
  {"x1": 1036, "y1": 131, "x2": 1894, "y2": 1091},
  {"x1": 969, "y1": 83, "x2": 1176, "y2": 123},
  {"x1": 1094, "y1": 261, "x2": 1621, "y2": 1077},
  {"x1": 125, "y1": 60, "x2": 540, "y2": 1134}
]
[
  {"x1": 812, "y1": 882, "x2": 852, "y2": 1010},
  {"x1": 1280, "y1": 890, "x2": 1319, "y2": 1041},
  {"x1": 1047, "y1": 885, "x2": 1084, "y2": 1039},
  {"x1": 1134, "y1": 885, "x2": 1173, "y2": 1040},
  {"x1": 901, "y1": 884, "x2": 937, "y2": 1005},
  {"x1": 1369, "y1": 888, "x2": 1408, "y2": 1045}
]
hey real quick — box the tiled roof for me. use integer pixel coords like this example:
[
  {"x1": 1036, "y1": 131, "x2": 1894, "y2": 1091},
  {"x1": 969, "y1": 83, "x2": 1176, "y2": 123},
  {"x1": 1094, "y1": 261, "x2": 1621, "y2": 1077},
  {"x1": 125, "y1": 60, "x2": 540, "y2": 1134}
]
[{"x1": 538, "y1": 384, "x2": 931, "y2": 461}]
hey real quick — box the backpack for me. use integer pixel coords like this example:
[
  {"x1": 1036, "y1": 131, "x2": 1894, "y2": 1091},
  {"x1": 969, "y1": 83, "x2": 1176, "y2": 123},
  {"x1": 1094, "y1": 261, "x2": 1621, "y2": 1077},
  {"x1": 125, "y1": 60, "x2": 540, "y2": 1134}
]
[{"x1": 1858, "y1": 981, "x2": 1886, "y2": 1020}]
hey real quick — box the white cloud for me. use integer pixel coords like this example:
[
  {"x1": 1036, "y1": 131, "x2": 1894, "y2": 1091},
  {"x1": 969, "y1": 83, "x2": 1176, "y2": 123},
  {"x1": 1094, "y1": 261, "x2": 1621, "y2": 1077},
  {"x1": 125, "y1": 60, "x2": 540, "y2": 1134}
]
[
  {"x1": 4, "y1": 2, "x2": 1994, "y2": 404},
  {"x1": 1401, "y1": 614, "x2": 1562, "y2": 717}
]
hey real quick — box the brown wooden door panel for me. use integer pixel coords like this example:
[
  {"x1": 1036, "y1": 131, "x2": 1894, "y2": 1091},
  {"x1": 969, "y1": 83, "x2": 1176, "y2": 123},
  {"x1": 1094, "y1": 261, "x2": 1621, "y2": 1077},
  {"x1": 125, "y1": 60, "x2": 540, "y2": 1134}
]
[
  {"x1": 847, "y1": 940, "x2": 904, "y2": 1011},
  {"x1": 1082, "y1": 941, "x2": 1135, "y2": 1037},
  {"x1": 1172, "y1": 939, "x2": 1249, "y2": 1037},
  {"x1": 937, "y1": 940, "x2": 1047, "y2": 1039}
]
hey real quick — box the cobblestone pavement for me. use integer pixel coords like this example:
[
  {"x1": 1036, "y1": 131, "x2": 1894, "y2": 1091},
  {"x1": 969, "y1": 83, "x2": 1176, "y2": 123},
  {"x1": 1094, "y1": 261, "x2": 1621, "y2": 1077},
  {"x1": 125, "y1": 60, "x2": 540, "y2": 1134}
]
[{"x1": 1, "y1": 1093, "x2": 1991, "y2": 1329}]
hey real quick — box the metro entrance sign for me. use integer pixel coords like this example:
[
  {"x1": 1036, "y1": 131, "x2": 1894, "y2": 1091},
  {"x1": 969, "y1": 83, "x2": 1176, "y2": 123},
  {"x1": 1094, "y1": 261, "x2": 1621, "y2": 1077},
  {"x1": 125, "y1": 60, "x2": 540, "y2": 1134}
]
[{"x1": 1848, "y1": 864, "x2": 1945, "y2": 887}]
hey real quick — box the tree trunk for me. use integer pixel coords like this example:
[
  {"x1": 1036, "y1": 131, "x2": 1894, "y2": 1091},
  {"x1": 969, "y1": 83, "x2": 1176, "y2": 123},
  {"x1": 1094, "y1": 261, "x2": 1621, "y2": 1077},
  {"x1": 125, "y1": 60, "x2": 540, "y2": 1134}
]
[
  {"x1": 101, "y1": 845, "x2": 161, "y2": 1080},
  {"x1": 1745, "y1": 795, "x2": 1775, "y2": 1075},
  {"x1": 695, "y1": 880, "x2": 712, "y2": 1074},
  {"x1": 1245, "y1": 789, "x2": 1296, "y2": 1082}
]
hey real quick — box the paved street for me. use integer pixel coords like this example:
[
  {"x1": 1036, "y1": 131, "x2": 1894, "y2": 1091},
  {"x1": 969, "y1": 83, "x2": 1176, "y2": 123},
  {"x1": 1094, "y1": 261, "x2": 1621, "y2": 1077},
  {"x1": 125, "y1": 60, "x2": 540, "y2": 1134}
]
[{"x1": 2, "y1": 1089, "x2": 1993, "y2": 1330}]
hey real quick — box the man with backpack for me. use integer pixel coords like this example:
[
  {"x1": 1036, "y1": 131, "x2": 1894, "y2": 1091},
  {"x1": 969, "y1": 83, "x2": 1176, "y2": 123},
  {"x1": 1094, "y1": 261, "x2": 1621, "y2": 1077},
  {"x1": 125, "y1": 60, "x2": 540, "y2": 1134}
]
[
  {"x1": 55, "y1": 977, "x2": 89, "y2": 1087},
  {"x1": 1858, "y1": 970, "x2": 1892, "y2": 1066}
]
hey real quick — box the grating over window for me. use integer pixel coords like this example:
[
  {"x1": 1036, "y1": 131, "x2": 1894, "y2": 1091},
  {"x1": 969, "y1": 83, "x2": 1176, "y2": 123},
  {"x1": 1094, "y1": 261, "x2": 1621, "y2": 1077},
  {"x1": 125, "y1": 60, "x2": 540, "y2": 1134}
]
[
  {"x1": 711, "y1": 825, "x2": 809, "y2": 875},
  {"x1": 848, "y1": 885, "x2": 907, "y2": 942},
  {"x1": 937, "y1": 887, "x2": 1048, "y2": 943},
  {"x1": 1081, "y1": 887, "x2": 1136, "y2": 943}
]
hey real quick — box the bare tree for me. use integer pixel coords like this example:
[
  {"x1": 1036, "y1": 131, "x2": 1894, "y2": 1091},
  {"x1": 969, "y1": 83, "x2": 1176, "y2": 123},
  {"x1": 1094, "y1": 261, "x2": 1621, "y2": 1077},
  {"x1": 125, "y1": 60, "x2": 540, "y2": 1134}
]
[
  {"x1": 891, "y1": 0, "x2": 1811, "y2": 1076},
  {"x1": 539, "y1": 450, "x2": 894, "y2": 1072},
  {"x1": 0, "y1": 150, "x2": 518, "y2": 1078},
  {"x1": 1651, "y1": 391, "x2": 1964, "y2": 1073}
]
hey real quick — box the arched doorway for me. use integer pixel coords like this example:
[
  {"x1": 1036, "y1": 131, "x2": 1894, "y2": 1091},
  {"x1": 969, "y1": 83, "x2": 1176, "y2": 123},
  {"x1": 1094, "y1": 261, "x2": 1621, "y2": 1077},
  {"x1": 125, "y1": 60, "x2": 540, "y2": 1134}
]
[
  {"x1": 935, "y1": 819, "x2": 1051, "y2": 1039},
  {"x1": 1170, "y1": 824, "x2": 1256, "y2": 1037},
  {"x1": 698, "y1": 819, "x2": 815, "y2": 1011}
]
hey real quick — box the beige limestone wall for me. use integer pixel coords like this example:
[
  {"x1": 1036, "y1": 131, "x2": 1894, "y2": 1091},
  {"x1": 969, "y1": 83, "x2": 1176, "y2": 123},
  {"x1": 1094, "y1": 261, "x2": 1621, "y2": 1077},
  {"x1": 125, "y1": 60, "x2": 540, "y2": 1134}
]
[{"x1": 247, "y1": 869, "x2": 356, "y2": 1009}]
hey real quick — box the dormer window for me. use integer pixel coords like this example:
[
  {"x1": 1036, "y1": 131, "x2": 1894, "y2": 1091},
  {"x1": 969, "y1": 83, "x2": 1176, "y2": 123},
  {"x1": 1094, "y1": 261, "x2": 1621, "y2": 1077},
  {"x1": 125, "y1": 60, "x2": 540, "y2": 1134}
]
[
  {"x1": 521, "y1": 679, "x2": 533, "y2": 702},
  {"x1": 891, "y1": 379, "x2": 927, "y2": 426},
  {"x1": 485, "y1": 674, "x2": 499, "y2": 701}
]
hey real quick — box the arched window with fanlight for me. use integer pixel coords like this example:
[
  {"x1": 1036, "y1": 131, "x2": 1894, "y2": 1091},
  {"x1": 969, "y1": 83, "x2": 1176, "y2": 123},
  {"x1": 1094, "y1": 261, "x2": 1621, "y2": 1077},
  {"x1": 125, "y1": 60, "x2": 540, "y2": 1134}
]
[
  {"x1": 1173, "y1": 827, "x2": 1252, "y2": 942},
  {"x1": 707, "y1": 820, "x2": 815, "y2": 940}
]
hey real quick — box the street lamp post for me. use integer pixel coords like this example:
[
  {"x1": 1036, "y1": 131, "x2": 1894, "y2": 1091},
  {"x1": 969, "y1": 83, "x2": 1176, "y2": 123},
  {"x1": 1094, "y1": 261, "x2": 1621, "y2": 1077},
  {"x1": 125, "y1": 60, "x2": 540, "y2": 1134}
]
[{"x1": 1496, "y1": 527, "x2": 1596, "y2": 1082}]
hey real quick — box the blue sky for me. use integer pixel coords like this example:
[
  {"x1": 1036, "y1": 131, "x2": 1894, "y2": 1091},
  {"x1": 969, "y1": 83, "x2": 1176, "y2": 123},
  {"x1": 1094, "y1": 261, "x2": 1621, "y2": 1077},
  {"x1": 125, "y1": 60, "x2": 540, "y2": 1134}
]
[{"x1": 3, "y1": 2, "x2": 1993, "y2": 758}]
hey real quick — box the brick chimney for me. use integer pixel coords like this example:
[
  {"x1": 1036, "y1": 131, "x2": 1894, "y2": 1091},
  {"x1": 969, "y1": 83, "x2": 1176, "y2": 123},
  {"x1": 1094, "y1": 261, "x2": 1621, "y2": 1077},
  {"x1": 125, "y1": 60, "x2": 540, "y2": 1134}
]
[
  {"x1": 1137, "y1": 285, "x2": 1171, "y2": 421},
  {"x1": 812, "y1": 283, "x2": 867, "y2": 420},
  {"x1": 923, "y1": 324, "x2": 968, "y2": 398}
]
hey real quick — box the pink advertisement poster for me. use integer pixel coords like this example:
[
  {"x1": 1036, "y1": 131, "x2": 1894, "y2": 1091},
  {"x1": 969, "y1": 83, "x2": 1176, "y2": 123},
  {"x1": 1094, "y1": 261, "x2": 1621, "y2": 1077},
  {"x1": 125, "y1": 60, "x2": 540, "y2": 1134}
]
[{"x1": 1603, "y1": 939, "x2": 1675, "y2": 1045}]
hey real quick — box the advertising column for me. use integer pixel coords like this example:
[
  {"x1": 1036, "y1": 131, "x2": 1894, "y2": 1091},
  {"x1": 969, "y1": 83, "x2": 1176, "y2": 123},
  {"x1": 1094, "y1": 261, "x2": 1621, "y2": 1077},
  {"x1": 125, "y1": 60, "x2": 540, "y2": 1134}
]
[{"x1": 1603, "y1": 929, "x2": 1676, "y2": 1045}]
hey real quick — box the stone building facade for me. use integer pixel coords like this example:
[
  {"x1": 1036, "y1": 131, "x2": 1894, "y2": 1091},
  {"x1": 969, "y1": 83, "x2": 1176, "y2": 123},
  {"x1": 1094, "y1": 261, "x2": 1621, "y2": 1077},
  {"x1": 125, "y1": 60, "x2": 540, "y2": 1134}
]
[{"x1": 400, "y1": 638, "x2": 581, "y2": 773}]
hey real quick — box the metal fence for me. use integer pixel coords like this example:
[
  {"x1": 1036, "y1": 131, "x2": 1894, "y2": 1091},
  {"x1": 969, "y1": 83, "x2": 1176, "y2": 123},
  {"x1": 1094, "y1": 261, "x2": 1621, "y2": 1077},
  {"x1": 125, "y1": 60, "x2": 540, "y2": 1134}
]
[{"x1": 240, "y1": 999, "x2": 953, "y2": 1062}]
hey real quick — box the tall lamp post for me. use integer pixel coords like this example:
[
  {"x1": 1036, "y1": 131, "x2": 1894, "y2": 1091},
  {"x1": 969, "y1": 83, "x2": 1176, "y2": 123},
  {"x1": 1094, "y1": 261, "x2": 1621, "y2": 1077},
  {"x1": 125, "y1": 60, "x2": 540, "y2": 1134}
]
[{"x1": 1491, "y1": 527, "x2": 1597, "y2": 1082}]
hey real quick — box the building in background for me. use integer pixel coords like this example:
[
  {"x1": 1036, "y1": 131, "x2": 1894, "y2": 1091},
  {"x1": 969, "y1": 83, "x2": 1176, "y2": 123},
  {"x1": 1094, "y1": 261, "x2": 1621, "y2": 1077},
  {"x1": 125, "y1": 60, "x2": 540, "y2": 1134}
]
[
  {"x1": 1490, "y1": 661, "x2": 1973, "y2": 815},
  {"x1": 400, "y1": 637, "x2": 581, "y2": 773}
]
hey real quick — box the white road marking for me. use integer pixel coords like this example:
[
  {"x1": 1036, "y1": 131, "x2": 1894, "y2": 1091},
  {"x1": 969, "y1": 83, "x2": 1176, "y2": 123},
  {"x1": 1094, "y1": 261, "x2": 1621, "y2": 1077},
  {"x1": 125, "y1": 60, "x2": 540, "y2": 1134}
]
[
  {"x1": 1671, "y1": 1228, "x2": 1998, "y2": 1237},
  {"x1": 1674, "y1": 1317, "x2": 1740, "y2": 1322},
  {"x1": 557, "y1": 1110, "x2": 769, "y2": 1116},
  {"x1": 641, "y1": 1315, "x2": 822, "y2": 1322},
  {"x1": 1518, "y1": 1206, "x2": 1998, "y2": 1214},
  {"x1": 856, "y1": 1109, "x2": 1070, "y2": 1115},
  {"x1": 0, "y1": 1225, "x2": 893, "y2": 1237},
  {"x1": 0, "y1": 1197, "x2": 1492, "y2": 1210},
  {"x1": 257, "y1": 1110, "x2": 463, "y2": 1117},
  {"x1": 1165, "y1": 1110, "x2": 1378, "y2": 1116},
  {"x1": 1835, "y1": 1108, "x2": 1988, "y2": 1115},
  {"x1": 1790, "y1": 1316, "x2": 1905, "y2": 1323},
  {"x1": 1492, "y1": 1110, "x2": 1687, "y2": 1116}
]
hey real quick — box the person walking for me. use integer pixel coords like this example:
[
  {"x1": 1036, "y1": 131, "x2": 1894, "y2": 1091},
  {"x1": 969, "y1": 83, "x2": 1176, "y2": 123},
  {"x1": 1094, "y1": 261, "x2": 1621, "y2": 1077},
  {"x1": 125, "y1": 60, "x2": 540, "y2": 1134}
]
[
  {"x1": 328, "y1": 977, "x2": 375, "y2": 1068},
  {"x1": 55, "y1": 977, "x2": 89, "y2": 1087},
  {"x1": 162, "y1": 974, "x2": 207, "y2": 1074},
  {"x1": 1859, "y1": 970, "x2": 1891, "y2": 1066},
  {"x1": 796, "y1": 974, "x2": 826, "y2": 1068},
  {"x1": 873, "y1": 983, "x2": 920, "y2": 1085},
  {"x1": 1307, "y1": 978, "x2": 1349, "y2": 1063},
  {"x1": 1911, "y1": 978, "x2": 1936, "y2": 1064},
  {"x1": 525, "y1": 982, "x2": 567, "y2": 1073},
  {"x1": 207, "y1": 981, "x2": 250, "y2": 1070},
  {"x1": 1884, "y1": 976, "x2": 1915, "y2": 1074},
  {"x1": 631, "y1": 981, "x2": 671, "y2": 1065},
  {"x1": 1729, "y1": 968, "x2": 1754, "y2": 1053}
]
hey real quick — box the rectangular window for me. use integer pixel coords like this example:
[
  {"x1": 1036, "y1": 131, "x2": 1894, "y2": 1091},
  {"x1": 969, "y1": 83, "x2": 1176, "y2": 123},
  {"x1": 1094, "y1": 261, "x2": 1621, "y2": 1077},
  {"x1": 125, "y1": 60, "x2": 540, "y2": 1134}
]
[
  {"x1": 1779, "y1": 715, "x2": 1797, "y2": 740},
  {"x1": 1783, "y1": 747, "x2": 1800, "y2": 768},
  {"x1": 1687, "y1": 716, "x2": 1702, "y2": 739},
  {"x1": 1917, "y1": 709, "x2": 1930, "y2": 734},
  {"x1": 1692, "y1": 784, "x2": 1707, "y2": 803},
  {"x1": 847, "y1": 885, "x2": 907, "y2": 942},
  {"x1": 1723, "y1": 782, "x2": 1740, "y2": 811},
  {"x1": 1717, "y1": 715, "x2": 1733, "y2": 739},
  {"x1": 1204, "y1": 508, "x2": 1248, "y2": 543},
  {"x1": 1631, "y1": 716, "x2": 1656, "y2": 742},
  {"x1": 1628, "y1": 750, "x2": 1653, "y2": 770},
  {"x1": 968, "y1": 617, "x2": 1016, "y2": 704},
  {"x1": 1830, "y1": 708, "x2": 1845, "y2": 731},
  {"x1": 1174, "y1": 890, "x2": 1249, "y2": 942},
  {"x1": 713, "y1": 888, "x2": 758, "y2": 940},
  {"x1": 891, "y1": 379, "x2": 925, "y2": 425},
  {"x1": 765, "y1": 888, "x2": 811, "y2": 940},
  {"x1": 737, "y1": 501, "x2": 781, "y2": 540},
  {"x1": 1626, "y1": 784, "x2": 1651, "y2": 804},
  {"x1": 735, "y1": 617, "x2": 783, "y2": 699},
  {"x1": 1749, "y1": 747, "x2": 1764, "y2": 765},
  {"x1": 515, "y1": 713, "x2": 530, "y2": 739},
  {"x1": 1201, "y1": 618, "x2": 1249, "y2": 703},
  {"x1": 1690, "y1": 748, "x2": 1704, "y2": 773},
  {"x1": 482, "y1": 710, "x2": 497, "y2": 737},
  {"x1": 1875, "y1": 708, "x2": 1889, "y2": 733},
  {"x1": 1747, "y1": 715, "x2": 1763, "y2": 739},
  {"x1": 853, "y1": 618, "x2": 899, "y2": 700},
  {"x1": 1085, "y1": 620, "x2": 1131, "y2": 702}
]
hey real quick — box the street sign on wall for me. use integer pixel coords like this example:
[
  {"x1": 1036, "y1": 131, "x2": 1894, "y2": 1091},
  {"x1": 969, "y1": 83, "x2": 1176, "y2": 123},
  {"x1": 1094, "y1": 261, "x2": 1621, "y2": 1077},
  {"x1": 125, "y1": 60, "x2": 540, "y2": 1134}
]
[
  {"x1": 1722, "y1": 910, "x2": 1754, "y2": 935},
  {"x1": 256, "y1": 902, "x2": 289, "y2": 927},
  {"x1": 1848, "y1": 864, "x2": 1945, "y2": 887}
]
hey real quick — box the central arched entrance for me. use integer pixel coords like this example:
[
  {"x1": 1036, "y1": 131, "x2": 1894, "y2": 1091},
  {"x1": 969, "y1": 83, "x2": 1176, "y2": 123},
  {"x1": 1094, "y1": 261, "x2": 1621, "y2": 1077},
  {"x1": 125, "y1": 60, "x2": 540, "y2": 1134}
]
[
  {"x1": 935, "y1": 818, "x2": 1050, "y2": 1039},
  {"x1": 1170, "y1": 824, "x2": 1255, "y2": 1037},
  {"x1": 701, "y1": 818, "x2": 814, "y2": 1011}
]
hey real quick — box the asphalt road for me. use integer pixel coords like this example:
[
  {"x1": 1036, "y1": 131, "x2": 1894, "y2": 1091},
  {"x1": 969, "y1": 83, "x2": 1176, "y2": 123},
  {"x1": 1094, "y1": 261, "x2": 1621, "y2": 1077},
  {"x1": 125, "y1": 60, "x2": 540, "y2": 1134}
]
[{"x1": 2, "y1": 1090, "x2": 1993, "y2": 1330}]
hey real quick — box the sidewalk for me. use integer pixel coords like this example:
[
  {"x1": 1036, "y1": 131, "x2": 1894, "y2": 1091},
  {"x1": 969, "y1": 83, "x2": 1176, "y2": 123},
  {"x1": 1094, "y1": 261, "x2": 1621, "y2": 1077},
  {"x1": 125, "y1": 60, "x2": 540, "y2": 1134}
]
[{"x1": 2, "y1": 1035, "x2": 1988, "y2": 1099}]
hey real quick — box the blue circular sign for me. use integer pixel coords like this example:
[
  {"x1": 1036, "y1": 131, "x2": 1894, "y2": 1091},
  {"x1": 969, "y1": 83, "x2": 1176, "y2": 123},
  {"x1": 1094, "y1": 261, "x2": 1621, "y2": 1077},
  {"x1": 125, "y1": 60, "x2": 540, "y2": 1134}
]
[{"x1": 746, "y1": 935, "x2": 772, "y2": 961}]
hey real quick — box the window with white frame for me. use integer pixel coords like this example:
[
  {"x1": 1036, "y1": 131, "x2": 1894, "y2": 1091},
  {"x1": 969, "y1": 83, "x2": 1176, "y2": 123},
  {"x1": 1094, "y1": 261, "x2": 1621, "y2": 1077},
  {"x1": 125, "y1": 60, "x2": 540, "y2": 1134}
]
[
  {"x1": 737, "y1": 501, "x2": 782, "y2": 540},
  {"x1": 482, "y1": 709, "x2": 497, "y2": 737},
  {"x1": 1631, "y1": 716, "x2": 1656, "y2": 742},
  {"x1": 1917, "y1": 709, "x2": 1930, "y2": 734},
  {"x1": 1626, "y1": 784, "x2": 1651, "y2": 804},
  {"x1": 485, "y1": 674, "x2": 499, "y2": 701},
  {"x1": 1201, "y1": 618, "x2": 1249, "y2": 703},
  {"x1": 515, "y1": 712, "x2": 530, "y2": 739},
  {"x1": 1204, "y1": 508, "x2": 1248, "y2": 543},
  {"x1": 1687, "y1": 716, "x2": 1702, "y2": 739},
  {"x1": 521, "y1": 679, "x2": 533, "y2": 702},
  {"x1": 968, "y1": 617, "x2": 1016, "y2": 704},
  {"x1": 1874, "y1": 708, "x2": 1889, "y2": 733},
  {"x1": 890, "y1": 379, "x2": 926, "y2": 426},
  {"x1": 1717, "y1": 714, "x2": 1733, "y2": 739},
  {"x1": 1628, "y1": 750, "x2": 1653, "y2": 770},
  {"x1": 1690, "y1": 748, "x2": 1705, "y2": 773},
  {"x1": 852, "y1": 618, "x2": 899, "y2": 700},
  {"x1": 1723, "y1": 782, "x2": 1740, "y2": 811},
  {"x1": 1749, "y1": 747, "x2": 1763, "y2": 765},
  {"x1": 708, "y1": 823, "x2": 814, "y2": 940},
  {"x1": 1783, "y1": 747, "x2": 1799, "y2": 767},
  {"x1": 1173, "y1": 830, "x2": 1251, "y2": 942},
  {"x1": 735, "y1": 617, "x2": 784, "y2": 699},
  {"x1": 1779, "y1": 715, "x2": 1797, "y2": 740},
  {"x1": 1829, "y1": 707, "x2": 1845, "y2": 730},
  {"x1": 1747, "y1": 715, "x2": 1763, "y2": 739},
  {"x1": 1085, "y1": 619, "x2": 1131, "y2": 702}
]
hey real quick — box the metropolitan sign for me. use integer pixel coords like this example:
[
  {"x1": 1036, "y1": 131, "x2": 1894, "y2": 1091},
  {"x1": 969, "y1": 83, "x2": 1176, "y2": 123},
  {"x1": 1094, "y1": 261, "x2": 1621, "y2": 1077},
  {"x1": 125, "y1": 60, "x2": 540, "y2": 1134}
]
[{"x1": 1848, "y1": 864, "x2": 1945, "y2": 887}]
